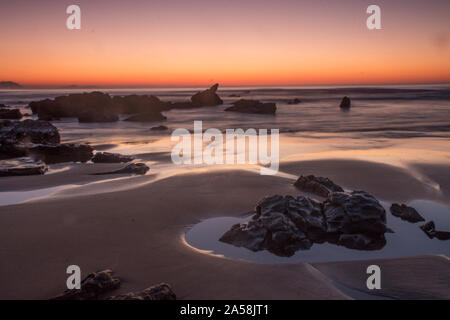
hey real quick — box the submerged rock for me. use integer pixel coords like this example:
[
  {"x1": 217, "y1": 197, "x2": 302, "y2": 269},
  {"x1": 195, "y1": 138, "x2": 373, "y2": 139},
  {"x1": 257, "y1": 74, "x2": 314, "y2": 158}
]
[
  {"x1": 225, "y1": 99, "x2": 276, "y2": 115},
  {"x1": 420, "y1": 221, "x2": 450, "y2": 241},
  {"x1": 220, "y1": 190, "x2": 388, "y2": 256},
  {"x1": 340, "y1": 96, "x2": 351, "y2": 110},
  {"x1": 94, "y1": 162, "x2": 149, "y2": 175},
  {"x1": 30, "y1": 143, "x2": 94, "y2": 164},
  {"x1": 91, "y1": 152, "x2": 134, "y2": 163},
  {"x1": 108, "y1": 283, "x2": 176, "y2": 300},
  {"x1": 0, "y1": 108, "x2": 22, "y2": 119},
  {"x1": 0, "y1": 157, "x2": 48, "y2": 177},
  {"x1": 294, "y1": 175, "x2": 344, "y2": 197},
  {"x1": 390, "y1": 203, "x2": 425, "y2": 223},
  {"x1": 53, "y1": 269, "x2": 120, "y2": 300},
  {"x1": 191, "y1": 83, "x2": 223, "y2": 107}
]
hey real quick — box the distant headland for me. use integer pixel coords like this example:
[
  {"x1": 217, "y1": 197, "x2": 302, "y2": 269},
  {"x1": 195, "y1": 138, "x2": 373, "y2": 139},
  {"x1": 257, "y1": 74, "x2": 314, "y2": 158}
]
[{"x1": 0, "y1": 81, "x2": 22, "y2": 89}]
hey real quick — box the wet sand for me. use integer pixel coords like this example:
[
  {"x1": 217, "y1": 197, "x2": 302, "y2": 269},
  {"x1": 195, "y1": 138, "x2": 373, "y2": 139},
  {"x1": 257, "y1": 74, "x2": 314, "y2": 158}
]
[{"x1": 0, "y1": 159, "x2": 449, "y2": 299}]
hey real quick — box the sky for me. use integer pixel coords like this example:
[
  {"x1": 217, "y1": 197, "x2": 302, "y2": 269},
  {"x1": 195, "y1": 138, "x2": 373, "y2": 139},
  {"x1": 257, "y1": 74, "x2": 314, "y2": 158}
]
[{"x1": 1, "y1": 0, "x2": 450, "y2": 87}]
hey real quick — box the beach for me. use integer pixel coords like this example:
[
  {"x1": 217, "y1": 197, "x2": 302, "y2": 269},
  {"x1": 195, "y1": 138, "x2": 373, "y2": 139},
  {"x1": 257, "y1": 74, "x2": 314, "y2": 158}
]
[{"x1": 1, "y1": 86, "x2": 450, "y2": 300}]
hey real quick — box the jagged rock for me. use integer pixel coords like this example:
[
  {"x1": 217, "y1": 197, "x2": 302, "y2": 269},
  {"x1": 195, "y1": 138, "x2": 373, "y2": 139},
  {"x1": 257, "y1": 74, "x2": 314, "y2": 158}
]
[
  {"x1": 150, "y1": 125, "x2": 169, "y2": 131},
  {"x1": 191, "y1": 84, "x2": 223, "y2": 107},
  {"x1": 225, "y1": 99, "x2": 276, "y2": 114},
  {"x1": 108, "y1": 283, "x2": 176, "y2": 300},
  {"x1": 221, "y1": 190, "x2": 388, "y2": 256},
  {"x1": 124, "y1": 112, "x2": 166, "y2": 122},
  {"x1": 53, "y1": 269, "x2": 120, "y2": 300},
  {"x1": 420, "y1": 221, "x2": 450, "y2": 240},
  {"x1": 0, "y1": 157, "x2": 48, "y2": 177},
  {"x1": 0, "y1": 119, "x2": 60, "y2": 147},
  {"x1": 287, "y1": 98, "x2": 301, "y2": 105},
  {"x1": 390, "y1": 203, "x2": 425, "y2": 223},
  {"x1": 340, "y1": 96, "x2": 351, "y2": 110},
  {"x1": 0, "y1": 108, "x2": 22, "y2": 119},
  {"x1": 294, "y1": 175, "x2": 344, "y2": 197},
  {"x1": 93, "y1": 162, "x2": 149, "y2": 175},
  {"x1": 30, "y1": 143, "x2": 94, "y2": 164},
  {"x1": 91, "y1": 152, "x2": 134, "y2": 163},
  {"x1": 324, "y1": 191, "x2": 387, "y2": 236}
]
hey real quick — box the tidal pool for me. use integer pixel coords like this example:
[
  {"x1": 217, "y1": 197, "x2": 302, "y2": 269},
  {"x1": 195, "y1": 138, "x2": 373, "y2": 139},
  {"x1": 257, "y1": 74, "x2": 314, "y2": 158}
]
[{"x1": 185, "y1": 200, "x2": 450, "y2": 263}]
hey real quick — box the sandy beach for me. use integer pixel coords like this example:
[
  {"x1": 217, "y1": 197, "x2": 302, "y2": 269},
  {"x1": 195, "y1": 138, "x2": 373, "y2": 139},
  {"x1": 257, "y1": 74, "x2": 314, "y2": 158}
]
[{"x1": 0, "y1": 158, "x2": 449, "y2": 300}]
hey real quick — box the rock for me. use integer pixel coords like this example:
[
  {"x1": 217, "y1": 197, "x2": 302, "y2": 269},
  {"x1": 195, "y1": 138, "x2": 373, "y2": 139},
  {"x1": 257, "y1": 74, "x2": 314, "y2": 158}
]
[
  {"x1": 0, "y1": 119, "x2": 60, "y2": 146},
  {"x1": 287, "y1": 98, "x2": 301, "y2": 105},
  {"x1": 225, "y1": 99, "x2": 276, "y2": 114},
  {"x1": 0, "y1": 157, "x2": 48, "y2": 177},
  {"x1": 29, "y1": 143, "x2": 94, "y2": 164},
  {"x1": 340, "y1": 96, "x2": 351, "y2": 110},
  {"x1": 390, "y1": 203, "x2": 425, "y2": 223},
  {"x1": 112, "y1": 95, "x2": 170, "y2": 114},
  {"x1": 0, "y1": 108, "x2": 22, "y2": 119},
  {"x1": 167, "y1": 101, "x2": 196, "y2": 110},
  {"x1": 294, "y1": 175, "x2": 344, "y2": 197},
  {"x1": 0, "y1": 81, "x2": 22, "y2": 89},
  {"x1": 191, "y1": 84, "x2": 223, "y2": 107},
  {"x1": 108, "y1": 283, "x2": 176, "y2": 300},
  {"x1": 150, "y1": 125, "x2": 169, "y2": 131},
  {"x1": 93, "y1": 162, "x2": 149, "y2": 175},
  {"x1": 91, "y1": 152, "x2": 134, "y2": 163},
  {"x1": 53, "y1": 269, "x2": 120, "y2": 300},
  {"x1": 324, "y1": 191, "x2": 387, "y2": 236},
  {"x1": 220, "y1": 190, "x2": 388, "y2": 256},
  {"x1": 30, "y1": 92, "x2": 119, "y2": 122},
  {"x1": 124, "y1": 112, "x2": 166, "y2": 122},
  {"x1": 420, "y1": 221, "x2": 450, "y2": 240}
]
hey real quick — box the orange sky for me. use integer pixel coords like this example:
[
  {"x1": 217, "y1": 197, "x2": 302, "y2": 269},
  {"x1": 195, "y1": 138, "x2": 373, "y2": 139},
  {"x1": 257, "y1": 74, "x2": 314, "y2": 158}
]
[{"x1": 1, "y1": 0, "x2": 450, "y2": 87}]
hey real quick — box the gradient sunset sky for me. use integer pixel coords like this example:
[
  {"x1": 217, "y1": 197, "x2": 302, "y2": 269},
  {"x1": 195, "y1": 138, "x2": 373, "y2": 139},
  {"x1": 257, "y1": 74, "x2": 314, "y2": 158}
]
[{"x1": 1, "y1": 0, "x2": 450, "y2": 87}]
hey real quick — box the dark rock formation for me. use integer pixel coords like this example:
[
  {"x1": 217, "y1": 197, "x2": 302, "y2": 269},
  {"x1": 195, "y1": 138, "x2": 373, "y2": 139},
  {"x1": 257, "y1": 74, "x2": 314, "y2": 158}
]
[
  {"x1": 225, "y1": 99, "x2": 276, "y2": 115},
  {"x1": 93, "y1": 162, "x2": 149, "y2": 175},
  {"x1": 29, "y1": 143, "x2": 94, "y2": 164},
  {"x1": 108, "y1": 283, "x2": 176, "y2": 300},
  {"x1": 0, "y1": 157, "x2": 48, "y2": 177},
  {"x1": 112, "y1": 95, "x2": 170, "y2": 114},
  {"x1": 150, "y1": 125, "x2": 169, "y2": 131},
  {"x1": 420, "y1": 221, "x2": 450, "y2": 240},
  {"x1": 166, "y1": 102, "x2": 196, "y2": 110},
  {"x1": 390, "y1": 203, "x2": 425, "y2": 223},
  {"x1": 91, "y1": 152, "x2": 134, "y2": 163},
  {"x1": 340, "y1": 96, "x2": 351, "y2": 110},
  {"x1": 191, "y1": 84, "x2": 223, "y2": 107},
  {"x1": 124, "y1": 112, "x2": 166, "y2": 122},
  {"x1": 220, "y1": 191, "x2": 387, "y2": 256},
  {"x1": 53, "y1": 269, "x2": 120, "y2": 300},
  {"x1": 0, "y1": 119, "x2": 60, "y2": 145},
  {"x1": 30, "y1": 92, "x2": 119, "y2": 122},
  {"x1": 294, "y1": 175, "x2": 344, "y2": 197},
  {"x1": 0, "y1": 108, "x2": 22, "y2": 119},
  {"x1": 287, "y1": 98, "x2": 301, "y2": 105}
]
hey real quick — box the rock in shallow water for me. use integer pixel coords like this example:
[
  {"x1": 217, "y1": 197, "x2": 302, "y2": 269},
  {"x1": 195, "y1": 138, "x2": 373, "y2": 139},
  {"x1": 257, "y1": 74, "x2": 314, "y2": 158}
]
[
  {"x1": 191, "y1": 83, "x2": 223, "y2": 107},
  {"x1": 220, "y1": 190, "x2": 388, "y2": 256},
  {"x1": 0, "y1": 108, "x2": 22, "y2": 120},
  {"x1": 30, "y1": 143, "x2": 94, "y2": 164},
  {"x1": 420, "y1": 221, "x2": 450, "y2": 241},
  {"x1": 340, "y1": 96, "x2": 351, "y2": 110},
  {"x1": 390, "y1": 203, "x2": 425, "y2": 223},
  {"x1": 225, "y1": 99, "x2": 276, "y2": 115},
  {"x1": 91, "y1": 152, "x2": 134, "y2": 163},
  {"x1": 93, "y1": 162, "x2": 149, "y2": 175},
  {"x1": 0, "y1": 157, "x2": 48, "y2": 177},
  {"x1": 294, "y1": 175, "x2": 344, "y2": 197}
]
